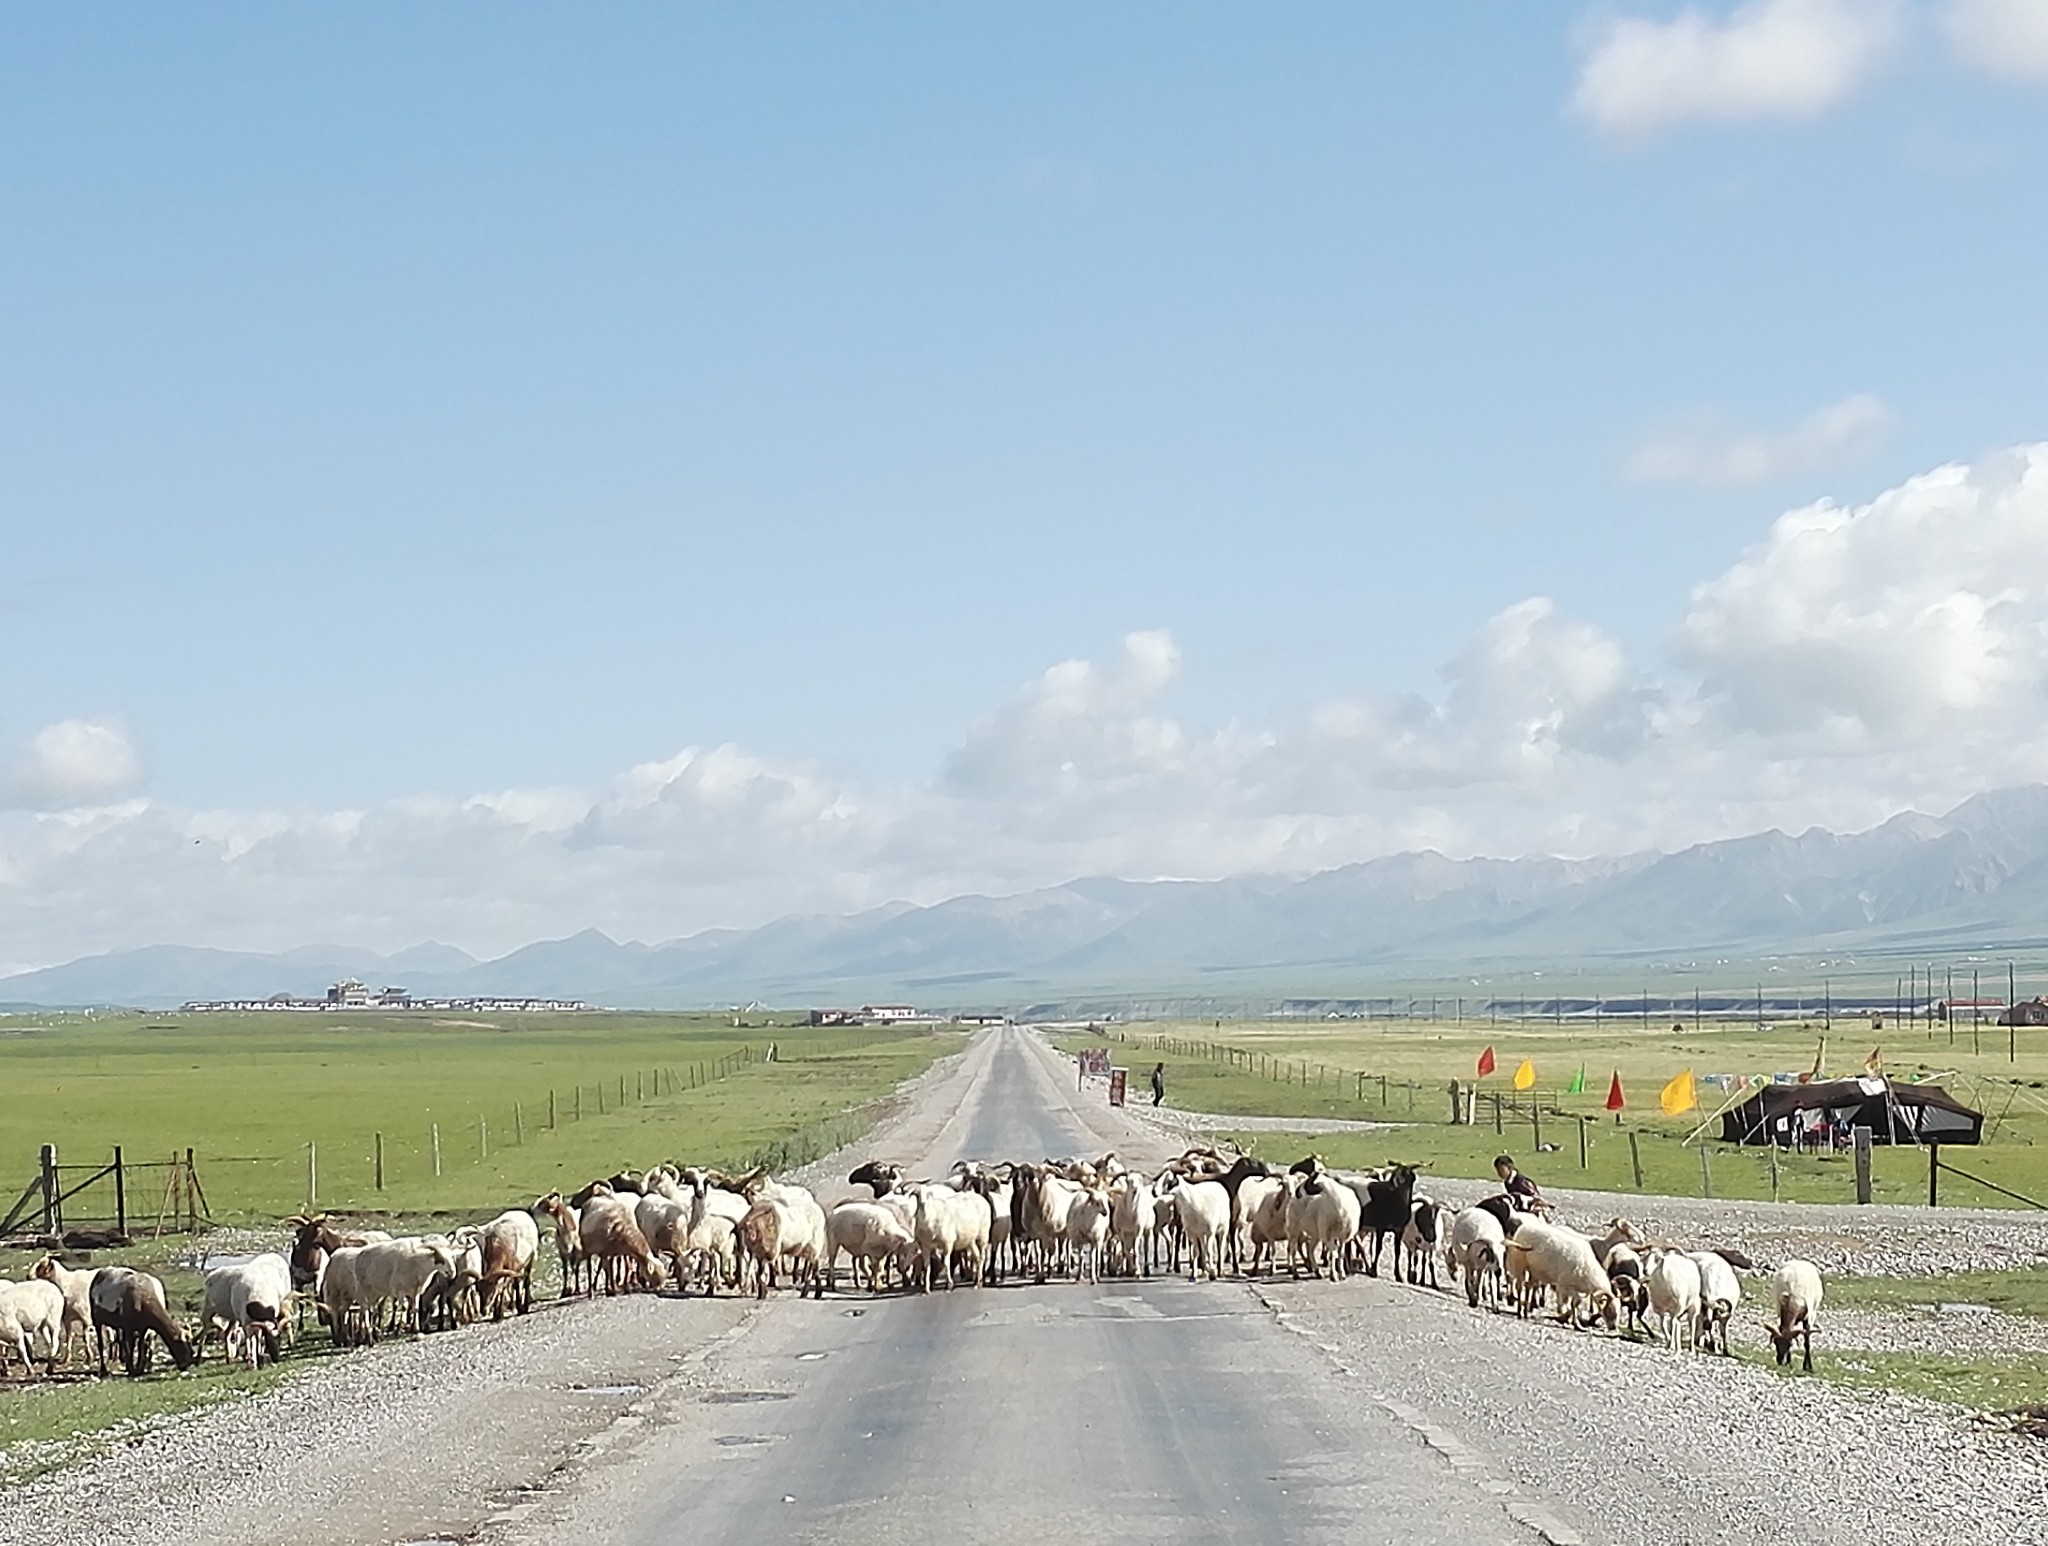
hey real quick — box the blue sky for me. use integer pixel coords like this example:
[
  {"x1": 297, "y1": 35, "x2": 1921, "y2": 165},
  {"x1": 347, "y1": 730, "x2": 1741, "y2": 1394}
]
[{"x1": 7, "y1": 2, "x2": 2048, "y2": 965}]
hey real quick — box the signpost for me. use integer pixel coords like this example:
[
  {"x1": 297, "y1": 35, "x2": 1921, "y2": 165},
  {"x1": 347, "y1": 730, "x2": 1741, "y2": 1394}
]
[{"x1": 1108, "y1": 1068, "x2": 1128, "y2": 1107}]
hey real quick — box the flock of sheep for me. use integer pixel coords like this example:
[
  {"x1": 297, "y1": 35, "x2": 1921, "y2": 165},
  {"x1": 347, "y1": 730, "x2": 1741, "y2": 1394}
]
[{"x1": 0, "y1": 1140, "x2": 1825, "y2": 1383}]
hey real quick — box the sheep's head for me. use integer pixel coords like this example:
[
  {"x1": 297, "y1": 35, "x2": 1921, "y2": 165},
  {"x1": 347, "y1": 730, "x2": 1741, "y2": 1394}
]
[{"x1": 28, "y1": 1254, "x2": 61, "y2": 1282}]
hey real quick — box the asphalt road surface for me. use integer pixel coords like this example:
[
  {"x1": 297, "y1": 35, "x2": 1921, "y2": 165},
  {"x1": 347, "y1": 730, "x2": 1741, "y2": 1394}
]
[{"x1": 513, "y1": 1028, "x2": 1575, "y2": 1546}]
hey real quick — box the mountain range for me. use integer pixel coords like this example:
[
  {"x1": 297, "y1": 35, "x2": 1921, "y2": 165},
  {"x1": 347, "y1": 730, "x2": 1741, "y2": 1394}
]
[{"x1": 13, "y1": 786, "x2": 2048, "y2": 1010}]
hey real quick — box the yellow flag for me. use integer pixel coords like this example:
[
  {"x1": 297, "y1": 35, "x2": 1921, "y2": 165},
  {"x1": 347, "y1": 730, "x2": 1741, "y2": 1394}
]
[
  {"x1": 1660, "y1": 1068, "x2": 1697, "y2": 1116},
  {"x1": 1513, "y1": 1058, "x2": 1536, "y2": 1092}
]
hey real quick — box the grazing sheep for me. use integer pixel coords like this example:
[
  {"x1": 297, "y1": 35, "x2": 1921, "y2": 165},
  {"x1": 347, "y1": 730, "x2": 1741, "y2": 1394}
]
[
  {"x1": 26, "y1": 1255, "x2": 96, "y2": 1367},
  {"x1": 1355, "y1": 1164, "x2": 1421, "y2": 1278},
  {"x1": 1237, "y1": 1175, "x2": 1290, "y2": 1277},
  {"x1": 1645, "y1": 1249, "x2": 1703, "y2": 1354},
  {"x1": 354, "y1": 1236, "x2": 464, "y2": 1335},
  {"x1": 908, "y1": 1183, "x2": 990, "y2": 1291},
  {"x1": 0, "y1": 1279, "x2": 65, "y2": 1377},
  {"x1": 89, "y1": 1267, "x2": 196, "y2": 1375},
  {"x1": 579, "y1": 1193, "x2": 668, "y2": 1296},
  {"x1": 1605, "y1": 1243, "x2": 1650, "y2": 1337},
  {"x1": 201, "y1": 1252, "x2": 294, "y2": 1367},
  {"x1": 1503, "y1": 1219, "x2": 1614, "y2": 1328},
  {"x1": 1687, "y1": 1250, "x2": 1742, "y2": 1356},
  {"x1": 317, "y1": 1245, "x2": 373, "y2": 1347},
  {"x1": 1769, "y1": 1259, "x2": 1825, "y2": 1373},
  {"x1": 476, "y1": 1209, "x2": 542, "y2": 1319}
]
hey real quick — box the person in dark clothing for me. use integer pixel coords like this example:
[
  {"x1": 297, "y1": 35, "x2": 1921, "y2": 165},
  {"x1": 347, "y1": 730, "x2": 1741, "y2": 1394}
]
[
  {"x1": 1493, "y1": 1154, "x2": 1547, "y2": 1213},
  {"x1": 1150, "y1": 1062, "x2": 1166, "y2": 1107}
]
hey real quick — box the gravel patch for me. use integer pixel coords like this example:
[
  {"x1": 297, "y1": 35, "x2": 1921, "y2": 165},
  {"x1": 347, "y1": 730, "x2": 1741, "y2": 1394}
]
[{"x1": 1256, "y1": 1271, "x2": 2048, "y2": 1546}]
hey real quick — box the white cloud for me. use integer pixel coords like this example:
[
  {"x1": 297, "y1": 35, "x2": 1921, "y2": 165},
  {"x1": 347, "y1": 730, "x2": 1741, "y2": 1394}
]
[
  {"x1": 1679, "y1": 443, "x2": 2048, "y2": 736},
  {"x1": 1572, "y1": 0, "x2": 1901, "y2": 138},
  {"x1": 1946, "y1": 0, "x2": 2048, "y2": 80},
  {"x1": 13, "y1": 442, "x2": 2048, "y2": 966},
  {"x1": 2, "y1": 718, "x2": 144, "y2": 810},
  {"x1": 1622, "y1": 393, "x2": 1893, "y2": 486}
]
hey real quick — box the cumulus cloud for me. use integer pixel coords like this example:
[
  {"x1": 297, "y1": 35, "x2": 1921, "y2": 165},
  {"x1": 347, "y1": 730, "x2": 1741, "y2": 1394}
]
[
  {"x1": 13, "y1": 442, "x2": 2048, "y2": 966},
  {"x1": 1679, "y1": 443, "x2": 2048, "y2": 736},
  {"x1": 1572, "y1": 0, "x2": 1901, "y2": 138},
  {"x1": 1622, "y1": 393, "x2": 1893, "y2": 487},
  {"x1": 2, "y1": 718, "x2": 144, "y2": 810},
  {"x1": 1946, "y1": 0, "x2": 2048, "y2": 80}
]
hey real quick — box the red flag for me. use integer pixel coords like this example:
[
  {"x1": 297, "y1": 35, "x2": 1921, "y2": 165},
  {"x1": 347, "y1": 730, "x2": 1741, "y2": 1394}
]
[
  {"x1": 1605, "y1": 1071, "x2": 1625, "y2": 1112},
  {"x1": 1476, "y1": 1046, "x2": 1497, "y2": 1078}
]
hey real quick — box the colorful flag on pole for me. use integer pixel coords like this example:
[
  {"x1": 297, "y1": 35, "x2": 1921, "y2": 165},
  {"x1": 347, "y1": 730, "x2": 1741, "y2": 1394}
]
[
  {"x1": 1476, "y1": 1046, "x2": 1496, "y2": 1078},
  {"x1": 1796, "y1": 1037, "x2": 1826, "y2": 1085},
  {"x1": 1660, "y1": 1068, "x2": 1697, "y2": 1116},
  {"x1": 1513, "y1": 1058, "x2": 1536, "y2": 1092},
  {"x1": 1864, "y1": 1047, "x2": 1883, "y2": 1075},
  {"x1": 1567, "y1": 1065, "x2": 1587, "y2": 1094},
  {"x1": 1605, "y1": 1071, "x2": 1626, "y2": 1112}
]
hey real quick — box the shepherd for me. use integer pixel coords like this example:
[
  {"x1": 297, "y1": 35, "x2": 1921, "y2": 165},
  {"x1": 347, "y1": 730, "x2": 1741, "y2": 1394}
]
[{"x1": 1150, "y1": 1062, "x2": 1166, "y2": 1107}]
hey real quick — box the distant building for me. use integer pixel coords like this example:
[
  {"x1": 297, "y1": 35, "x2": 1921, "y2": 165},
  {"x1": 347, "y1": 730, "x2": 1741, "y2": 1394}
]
[
  {"x1": 182, "y1": 982, "x2": 595, "y2": 1014},
  {"x1": 955, "y1": 1012, "x2": 1007, "y2": 1026},
  {"x1": 863, "y1": 1004, "x2": 918, "y2": 1022},
  {"x1": 809, "y1": 1008, "x2": 857, "y2": 1027}
]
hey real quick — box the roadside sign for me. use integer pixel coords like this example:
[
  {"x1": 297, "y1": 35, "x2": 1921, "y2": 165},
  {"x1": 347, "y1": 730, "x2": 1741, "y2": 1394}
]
[
  {"x1": 1108, "y1": 1067, "x2": 1128, "y2": 1106},
  {"x1": 1079, "y1": 1048, "x2": 1112, "y2": 1077}
]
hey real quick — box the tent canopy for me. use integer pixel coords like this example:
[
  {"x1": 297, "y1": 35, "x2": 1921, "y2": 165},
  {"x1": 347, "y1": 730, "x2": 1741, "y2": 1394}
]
[{"x1": 1719, "y1": 1076, "x2": 1982, "y2": 1146}]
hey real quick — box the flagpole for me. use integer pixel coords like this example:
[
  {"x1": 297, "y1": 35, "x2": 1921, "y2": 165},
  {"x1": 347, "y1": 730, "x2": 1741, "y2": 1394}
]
[{"x1": 1681, "y1": 1075, "x2": 1759, "y2": 1147}]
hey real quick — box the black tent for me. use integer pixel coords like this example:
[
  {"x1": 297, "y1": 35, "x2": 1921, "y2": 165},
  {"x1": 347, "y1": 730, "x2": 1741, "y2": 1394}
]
[{"x1": 1719, "y1": 1076, "x2": 1983, "y2": 1147}]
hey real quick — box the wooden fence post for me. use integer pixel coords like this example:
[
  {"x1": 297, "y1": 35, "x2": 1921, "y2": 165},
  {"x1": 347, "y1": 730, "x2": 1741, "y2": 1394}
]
[
  {"x1": 1577, "y1": 1117, "x2": 1588, "y2": 1170},
  {"x1": 1628, "y1": 1131, "x2": 1644, "y2": 1189},
  {"x1": 1852, "y1": 1126, "x2": 1873, "y2": 1205},
  {"x1": 514, "y1": 1103, "x2": 523, "y2": 1146},
  {"x1": 479, "y1": 1114, "x2": 488, "y2": 1162},
  {"x1": 306, "y1": 1140, "x2": 318, "y2": 1210},
  {"x1": 1698, "y1": 1145, "x2": 1713, "y2": 1199},
  {"x1": 1929, "y1": 1142, "x2": 1941, "y2": 1207},
  {"x1": 374, "y1": 1132, "x2": 385, "y2": 1191},
  {"x1": 1768, "y1": 1140, "x2": 1779, "y2": 1201},
  {"x1": 113, "y1": 1145, "x2": 126, "y2": 1235},
  {"x1": 38, "y1": 1143, "x2": 57, "y2": 1234},
  {"x1": 549, "y1": 1089, "x2": 557, "y2": 1129},
  {"x1": 432, "y1": 1122, "x2": 442, "y2": 1177}
]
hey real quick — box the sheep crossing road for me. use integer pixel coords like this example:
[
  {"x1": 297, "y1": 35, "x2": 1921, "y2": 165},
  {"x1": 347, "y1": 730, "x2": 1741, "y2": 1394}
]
[{"x1": 510, "y1": 1029, "x2": 1560, "y2": 1546}]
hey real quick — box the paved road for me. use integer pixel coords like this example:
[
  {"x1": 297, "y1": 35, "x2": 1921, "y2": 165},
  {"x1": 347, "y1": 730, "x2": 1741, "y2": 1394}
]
[{"x1": 523, "y1": 1029, "x2": 1568, "y2": 1546}]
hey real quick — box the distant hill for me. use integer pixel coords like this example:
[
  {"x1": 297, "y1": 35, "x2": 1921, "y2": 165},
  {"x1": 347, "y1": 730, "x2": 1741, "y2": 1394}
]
[{"x1": 14, "y1": 786, "x2": 2048, "y2": 1009}]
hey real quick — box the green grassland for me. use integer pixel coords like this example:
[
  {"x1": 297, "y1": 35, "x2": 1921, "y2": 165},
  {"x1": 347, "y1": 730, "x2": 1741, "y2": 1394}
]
[
  {"x1": 0, "y1": 1009, "x2": 966, "y2": 1470},
  {"x1": 0, "y1": 1010, "x2": 967, "y2": 1222},
  {"x1": 1060, "y1": 1015, "x2": 2048, "y2": 1207}
]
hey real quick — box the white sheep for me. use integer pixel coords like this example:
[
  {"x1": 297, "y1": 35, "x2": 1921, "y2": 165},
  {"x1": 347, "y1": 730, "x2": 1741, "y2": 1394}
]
[
  {"x1": 1686, "y1": 1250, "x2": 1742, "y2": 1356},
  {"x1": 352, "y1": 1236, "x2": 462, "y2": 1335},
  {"x1": 1645, "y1": 1249, "x2": 1703, "y2": 1354},
  {"x1": 1284, "y1": 1170, "x2": 1362, "y2": 1281},
  {"x1": 1106, "y1": 1172, "x2": 1155, "y2": 1278},
  {"x1": 824, "y1": 1200, "x2": 914, "y2": 1292},
  {"x1": 1063, "y1": 1184, "x2": 1112, "y2": 1285},
  {"x1": 907, "y1": 1183, "x2": 989, "y2": 1291},
  {"x1": 1769, "y1": 1259, "x2": 1825, "y2": 1373},
  {"x1": 1503, "y1": 1219, "x2": 1614, "y2": 1327},
  {"x1": 1604, "y1": 1242, "x2": 1650, "y2": 1337},
  {"x1": 201, "y1": 1252, "x2": 294, "y2": 1366},
  {"x1": 1169, "y1": 1177, "x2": 1231, "y2": 1282},
  {"x1": 1239, "y1": 1175, "x2": 1291, "y2": 1277},
  {"x1": 26, "y1": 1256, "x2": 96, "y2": 1367},
  {"x1": 0, "y1": 1279, "x2": 64, "y2": 1377},
  {"x1": 476, "y1": 1209, "x2": 542, "y2": 1319},
  {"x1": 1446, "y1": 1207, "x2": 1508, "y2": 1310}
]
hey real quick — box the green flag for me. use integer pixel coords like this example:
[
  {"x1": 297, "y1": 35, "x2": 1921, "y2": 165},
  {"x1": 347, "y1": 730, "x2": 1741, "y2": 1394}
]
[{"x1": 1567, "y1": 1064, "x2": 1587, "y2": 1094}]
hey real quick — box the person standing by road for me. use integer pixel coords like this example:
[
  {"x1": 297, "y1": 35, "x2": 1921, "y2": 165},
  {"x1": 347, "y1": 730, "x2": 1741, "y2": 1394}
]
[{"x1": 1150, "y1": 1062, "x2": 1166, "y2": 1106}]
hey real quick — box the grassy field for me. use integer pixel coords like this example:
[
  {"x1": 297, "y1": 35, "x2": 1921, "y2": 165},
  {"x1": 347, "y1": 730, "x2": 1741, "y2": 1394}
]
[
  {"x1": 0, "y1": 1010, "x2": 966, "y2": 1224},
  {"x1": 1058, "y1": 1015, "x2": 2048, "y2": 1207}
]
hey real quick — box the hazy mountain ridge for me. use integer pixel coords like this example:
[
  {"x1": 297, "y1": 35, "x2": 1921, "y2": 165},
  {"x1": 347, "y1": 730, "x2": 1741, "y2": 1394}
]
[{"x1": 14, "y1": 787, "x2": 2048, "y2": 1008}]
